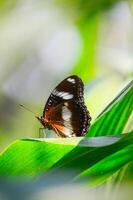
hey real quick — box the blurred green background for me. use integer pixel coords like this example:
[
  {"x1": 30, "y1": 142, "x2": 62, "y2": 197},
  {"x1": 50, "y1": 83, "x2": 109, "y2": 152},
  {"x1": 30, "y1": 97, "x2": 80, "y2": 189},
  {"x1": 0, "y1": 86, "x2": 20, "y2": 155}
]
[{"x1": 0, "y1": 0, "x2": 133, "y2": 150}]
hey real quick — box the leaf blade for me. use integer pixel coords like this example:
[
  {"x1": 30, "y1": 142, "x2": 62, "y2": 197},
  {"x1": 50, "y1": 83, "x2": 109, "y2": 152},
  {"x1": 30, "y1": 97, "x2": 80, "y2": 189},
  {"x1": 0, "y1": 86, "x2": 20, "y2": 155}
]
[
  {"x1": 86, "y1": 80, "x2": 133, "y2": 136},
  {"x1": 76, "y1": 144, "x2": 133, "y2": 185},
  {"x1": 0, "y1": 135, "x2": 121, "y2": 176}
]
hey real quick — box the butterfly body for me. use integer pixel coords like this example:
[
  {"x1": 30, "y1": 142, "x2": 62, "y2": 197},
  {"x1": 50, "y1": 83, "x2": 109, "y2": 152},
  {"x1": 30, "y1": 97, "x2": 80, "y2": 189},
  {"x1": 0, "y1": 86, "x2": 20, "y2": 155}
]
[{"x1": 37, "y1": 75, "x2": 91, "y2": 137}]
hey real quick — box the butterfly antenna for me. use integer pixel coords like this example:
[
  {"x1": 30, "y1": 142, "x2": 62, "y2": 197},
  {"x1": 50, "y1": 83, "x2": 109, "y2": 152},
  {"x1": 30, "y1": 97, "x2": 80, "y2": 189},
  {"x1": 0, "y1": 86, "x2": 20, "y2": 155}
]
[{"x1": 19, "y1": 104, "x2": 39, "y2": 118}]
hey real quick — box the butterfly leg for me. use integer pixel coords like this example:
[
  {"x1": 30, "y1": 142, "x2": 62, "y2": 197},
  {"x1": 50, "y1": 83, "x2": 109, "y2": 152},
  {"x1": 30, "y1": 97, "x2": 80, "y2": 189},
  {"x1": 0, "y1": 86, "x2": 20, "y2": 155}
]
[
  {"x1": 51, "y1": 125, "x2": 61, "y2": 137},
  {"x1": 39, "y1": 128, "x2": 46, "y2": 138}
]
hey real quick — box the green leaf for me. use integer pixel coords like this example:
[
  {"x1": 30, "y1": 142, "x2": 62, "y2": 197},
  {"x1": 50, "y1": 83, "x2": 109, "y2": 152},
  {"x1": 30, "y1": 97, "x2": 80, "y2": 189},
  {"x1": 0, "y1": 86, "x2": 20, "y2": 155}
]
[
  {"x1": 76, "y1": 144, "x2": 133, "y2": 185},
  {"x1": 50, "y1": 132, "x2": 133, "y2": 185},
  {"x1": 86, "y1": 80, "x2": 133, "y2": 136},
  {"x1": 0, "y1": 132, "x2": 132, "y2": 187},
  {"x1": 0, "y1": 138, "x2": 79, "y2": 176},
  {"x1": 0, "y1": 136, "x2": 120, "y2": 176}
]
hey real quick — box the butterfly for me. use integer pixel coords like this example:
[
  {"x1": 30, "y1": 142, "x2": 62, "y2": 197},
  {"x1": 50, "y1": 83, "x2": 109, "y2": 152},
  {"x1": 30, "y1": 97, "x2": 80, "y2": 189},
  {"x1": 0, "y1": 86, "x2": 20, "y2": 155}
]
[{"x1": 36, "y1": 75, "x2": 91, "y2": 137}]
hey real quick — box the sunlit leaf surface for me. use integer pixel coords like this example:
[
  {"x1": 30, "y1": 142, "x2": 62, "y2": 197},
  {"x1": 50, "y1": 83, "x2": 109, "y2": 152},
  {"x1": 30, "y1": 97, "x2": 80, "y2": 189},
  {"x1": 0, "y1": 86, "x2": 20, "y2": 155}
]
[
  {"x1": 86, "y1": 80, "x2": 133, "y2": 136},
  {"x1": 0, "y1": 136, "x2": 120, "y2": 176}
]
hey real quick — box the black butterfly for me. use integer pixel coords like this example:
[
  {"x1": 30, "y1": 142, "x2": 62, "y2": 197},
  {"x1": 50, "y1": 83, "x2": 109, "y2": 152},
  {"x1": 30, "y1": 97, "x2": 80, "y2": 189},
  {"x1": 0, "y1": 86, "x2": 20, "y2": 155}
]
[{"x1": 37, "y1": 75, "x2": 91, "y2": 137}]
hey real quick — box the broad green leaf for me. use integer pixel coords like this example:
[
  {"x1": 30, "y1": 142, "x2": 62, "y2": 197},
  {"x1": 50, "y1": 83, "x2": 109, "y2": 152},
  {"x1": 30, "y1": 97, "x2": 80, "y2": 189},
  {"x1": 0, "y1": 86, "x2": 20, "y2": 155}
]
[
  {"x1": 50, "y1": 132, "x2": 133, "y2": 185},
  {"x1": 76, "y1": 144, "x2": 133, "y2": 185},
  {"x1": 0, "y1": 132, "x2": 132, "y2": 187},
  {"x1": 0, "y1": 138, "x2": 77, "y2": 176},
  {"x1": 86, "y1": 80, "x2": 133, "y2": 136},
  {"x1": 0, "y1": 136, "x2": 120, "y2": 176}
]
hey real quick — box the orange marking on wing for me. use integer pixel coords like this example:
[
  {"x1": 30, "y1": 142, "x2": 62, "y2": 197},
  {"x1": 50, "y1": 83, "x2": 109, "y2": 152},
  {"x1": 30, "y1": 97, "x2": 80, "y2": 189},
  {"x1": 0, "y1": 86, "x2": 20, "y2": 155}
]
[
  {"x1": 52, "y1": 123, "x2": 74, "y2": 137},
  {"x1": 53, "y1": 124, "x2": 65, "y2": 133}
]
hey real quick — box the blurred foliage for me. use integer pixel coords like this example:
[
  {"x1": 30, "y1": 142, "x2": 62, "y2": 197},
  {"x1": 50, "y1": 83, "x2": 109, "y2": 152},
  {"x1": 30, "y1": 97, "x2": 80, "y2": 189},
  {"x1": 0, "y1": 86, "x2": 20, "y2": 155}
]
[
  {"x1": 71, "y1": 15, "x2": 99, "y2": 82},
  {"x1": 0, "y1": 0, "x2": 133, "y2": 199},
  {"x1": 55, "y1": 0, "x2": 122, "y2": 22},
  {"x1": 0, "y1": 0, "x2": 17, "y2": 14}
]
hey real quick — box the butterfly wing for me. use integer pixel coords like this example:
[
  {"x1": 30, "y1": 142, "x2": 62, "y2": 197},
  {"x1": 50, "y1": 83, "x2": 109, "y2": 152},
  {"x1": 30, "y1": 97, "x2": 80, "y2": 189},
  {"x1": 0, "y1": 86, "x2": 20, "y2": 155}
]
[
  {"x1": 43, "y1": 75, "x2": 83, "y2": 114},
  {"x1": 46, "y1": 101, "x2": 91, "y2": 137},
  {"x1": 42, "y1": 75, "x2": 91, "y2": 137}
]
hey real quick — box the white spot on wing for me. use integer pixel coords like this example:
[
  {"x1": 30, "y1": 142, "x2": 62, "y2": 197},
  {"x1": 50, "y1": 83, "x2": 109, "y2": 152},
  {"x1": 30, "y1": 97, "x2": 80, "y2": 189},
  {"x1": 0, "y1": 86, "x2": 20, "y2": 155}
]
[
  {"x1": 62, "y1": 93, "x2": 73, "y2": 100},
  {"x1": 53, "y1": 90, "x2": 74, "y2": 100},
  {"x1": 62, "y1": 106, "x2": 72, "y2": 121},
  {"x1": 61, "y1": 104, "x2": 75, "y2": 137},
  {"x1": 64, "y1": 102, "x2": 68, "y2": 106},
  {"x1": 67, "y1": 78, "x2": 76, "y2": 84},
  {"x1": 63, "y1": 128, "x2": 73, "y2": 137}
]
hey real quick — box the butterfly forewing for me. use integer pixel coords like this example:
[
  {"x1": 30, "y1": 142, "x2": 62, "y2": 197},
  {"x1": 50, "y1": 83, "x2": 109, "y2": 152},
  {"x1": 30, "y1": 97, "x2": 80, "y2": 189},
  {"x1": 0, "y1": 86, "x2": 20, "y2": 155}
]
[
  {"x1": 41, "y1": 75, "x2": 91, "y2": 137},
  {"x1": 43, "y1": 75, "x2": 83, "y2": 114}
]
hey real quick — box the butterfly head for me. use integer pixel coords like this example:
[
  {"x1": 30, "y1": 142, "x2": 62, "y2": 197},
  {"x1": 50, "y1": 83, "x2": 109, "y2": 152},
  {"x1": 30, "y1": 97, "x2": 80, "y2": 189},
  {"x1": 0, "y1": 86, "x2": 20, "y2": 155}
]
[{"x1": 36, "y1": 116, "x2": 46, "y2": 127}]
